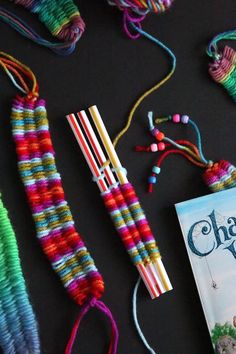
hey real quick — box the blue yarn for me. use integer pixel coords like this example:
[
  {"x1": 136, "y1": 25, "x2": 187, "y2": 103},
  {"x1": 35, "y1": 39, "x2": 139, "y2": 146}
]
[
  {"x1": 207, "y1": 29, "x2": 236, "y2": 59},
  {"x1": 132, "y1": 23, "x2": 177, "y2": 71},
  {"x1": 188, "y1": 119, "x2": 209, "y2": 165},
  {"x1": 132, "y1": 277, "x2": 157, "y2": 354}
]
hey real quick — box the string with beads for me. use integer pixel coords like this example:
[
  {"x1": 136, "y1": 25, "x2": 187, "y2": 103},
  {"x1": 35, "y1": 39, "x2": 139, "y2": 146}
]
[
  {"x1": 0, "y1": 0, "x2": 85, "y2": 55},
  {"x1": 135, "y1": 111, "x2": 236, "y2": 194},
  {"x1": 0, "y1": 193, "x2": 40, "y2": 354},
  {"x1": 135, "y1": 112, "x2": 236, "y2": 290},
  {"x1": 207, "y1": 31, "x2": 236, "y2": 101},
  {"x1": 0, "y1": 52, "x2": 118, "y2": 354}
]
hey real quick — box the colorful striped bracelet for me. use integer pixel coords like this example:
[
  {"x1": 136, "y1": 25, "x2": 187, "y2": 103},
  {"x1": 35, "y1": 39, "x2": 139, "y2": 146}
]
[
  {"x1": 207, "y1": 30, "x2": 236, "y2": 101},
  {"x1": 0, "y1": 193, "x2": 40, "y2": 354},
  {"x1": 67, "y1": 107, "x2": 172, "y2": 300},
  {"x1": 0, "y1": 0, "x2": 85, "y2": 55},
  {"x1": 0, "y1": 52, "x2": 118, "y2": 354}
]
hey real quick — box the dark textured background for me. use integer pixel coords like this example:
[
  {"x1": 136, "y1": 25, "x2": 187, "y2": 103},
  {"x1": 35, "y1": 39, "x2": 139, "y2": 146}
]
[{"x1": 0, "y1": 0, "x2": 235, "y2": 353}]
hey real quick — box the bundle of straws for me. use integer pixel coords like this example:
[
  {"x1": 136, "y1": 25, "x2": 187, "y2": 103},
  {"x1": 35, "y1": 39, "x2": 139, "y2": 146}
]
[{"x1": 67, "y1": 106, "x2": 172, "y2": 299}]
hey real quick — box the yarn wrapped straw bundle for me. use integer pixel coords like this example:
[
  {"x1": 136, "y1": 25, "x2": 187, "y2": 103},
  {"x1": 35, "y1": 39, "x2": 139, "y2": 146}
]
[
  {"x1": 209, "y1": 46, "x2": 236, "y2": 101},
  {"x1": 203, "y1": 160, "x2": 236, "y2": 193}
]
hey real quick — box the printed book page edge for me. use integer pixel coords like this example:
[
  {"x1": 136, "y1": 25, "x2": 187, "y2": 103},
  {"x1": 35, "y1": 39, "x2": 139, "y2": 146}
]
[{"x1": 174, "y1": 204, "x2": 214, "y2": 344}]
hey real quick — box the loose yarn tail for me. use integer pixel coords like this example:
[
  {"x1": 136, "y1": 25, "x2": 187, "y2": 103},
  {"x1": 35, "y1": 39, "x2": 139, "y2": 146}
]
[
  {"x1": 0, "y1": 0, "x2": 85, "y2": 55},
  {"x1": 113, "y1": 24, "x2": 176, "y2": 148},
  {"x1": 133, "y1": 277, "x2": 157, "y2": 354},
  {"x1": 65, "y1": 297, "x2": 119, "y2": 354}
]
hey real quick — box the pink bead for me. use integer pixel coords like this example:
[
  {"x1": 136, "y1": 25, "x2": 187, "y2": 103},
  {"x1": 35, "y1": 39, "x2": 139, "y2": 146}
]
[
  {"x1": 150, "y1": 143, "x2": 158, "y2": 152},
  {"x1": 158, "y1": 142, "x2": 165, "y2": 151},
  {"x1": 173, "y1": 114, "x2": 180, "y2": 123}
]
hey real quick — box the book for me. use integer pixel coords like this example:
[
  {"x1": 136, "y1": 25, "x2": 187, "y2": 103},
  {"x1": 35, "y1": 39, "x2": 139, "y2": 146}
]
[{"x1": 175, "y1": 188, "x2": 236, "y2": 353}]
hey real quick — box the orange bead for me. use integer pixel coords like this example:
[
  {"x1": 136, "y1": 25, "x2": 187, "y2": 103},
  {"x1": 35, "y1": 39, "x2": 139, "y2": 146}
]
[{"x1": 156, "y1": 132, "x2": 165, "y2": 141}]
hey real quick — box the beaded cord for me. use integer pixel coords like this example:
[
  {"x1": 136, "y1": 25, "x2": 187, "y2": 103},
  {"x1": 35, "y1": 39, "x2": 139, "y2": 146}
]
[
  {"x1": 0, "y1": 193, "x2": 40, "y2": 354},
  {"x1": 0, "y1": 0, "x2": 84, "y2": 54},
  {"x1": 0, "y1": 52, "x2": 118, "y2": 354},
  {"x1": 207, "y1": 30, "x2": 236, "y2": 101},
  {"x1": 135, "y1": 111, "x2": 236, "y2": 194}
]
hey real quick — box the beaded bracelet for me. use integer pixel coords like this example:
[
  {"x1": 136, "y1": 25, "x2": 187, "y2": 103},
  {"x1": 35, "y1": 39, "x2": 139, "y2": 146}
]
[
  {"x1": 0, "y1": 52, "x2": 118, "y2": 354},
  {"x1": 0, "y1": 0, "x2": 85, "y2": 55},
  {"x1": 0, "y1": 193, "x2": 40, "y2": 353}
]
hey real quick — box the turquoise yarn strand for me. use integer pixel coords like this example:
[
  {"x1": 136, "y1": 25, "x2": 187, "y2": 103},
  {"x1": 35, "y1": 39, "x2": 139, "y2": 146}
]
[{"x1": 133, "y1": 277, "x2": 157, "y2": 354}]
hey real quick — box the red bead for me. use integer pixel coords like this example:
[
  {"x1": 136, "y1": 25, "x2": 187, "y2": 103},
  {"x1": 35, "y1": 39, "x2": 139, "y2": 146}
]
[{"x1": 158, "y1": 142, "x2": 165, "y2": 151}]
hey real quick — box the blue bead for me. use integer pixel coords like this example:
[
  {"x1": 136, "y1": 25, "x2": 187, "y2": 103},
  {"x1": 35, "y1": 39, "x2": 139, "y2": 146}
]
[
  {"x1": 148, "y1": 176, "x2": 157, "y2": 184},
  {"x1": 152, "y1": 166, "x2": 161, "y2": 174},
  {"x1": 181, "y1": 115, "x2": 189, "y2": 124}
]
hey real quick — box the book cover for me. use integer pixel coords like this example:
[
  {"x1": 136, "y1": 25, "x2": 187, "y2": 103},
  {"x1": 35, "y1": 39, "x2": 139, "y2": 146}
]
[{"x1": 175, "y1": 188, "x2": 236, "y2": 354}]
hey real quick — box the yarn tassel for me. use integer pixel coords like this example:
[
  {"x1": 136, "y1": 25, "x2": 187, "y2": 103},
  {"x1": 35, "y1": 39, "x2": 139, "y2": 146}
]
[
  {"x1": 65, "y1": 297, "x2": 119, "y2": 354},
  {"x1": 132, "y1": 277, "x2": 157, "y2": 354}
]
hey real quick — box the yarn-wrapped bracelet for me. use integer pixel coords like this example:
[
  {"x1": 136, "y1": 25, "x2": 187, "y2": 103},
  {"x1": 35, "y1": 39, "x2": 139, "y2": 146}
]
[
  {"x1": 0, "y1": 52, "x2": 118, "y2": 354},
  {"x1": 0, "y1": 193, "x2": 40, "y2": 353},
  {"x1": 0, "y1": 0, "x2": 85, "y2": 55},
  {"x1": 207, "y1": 30, "x2": 236, "y2": 101}
]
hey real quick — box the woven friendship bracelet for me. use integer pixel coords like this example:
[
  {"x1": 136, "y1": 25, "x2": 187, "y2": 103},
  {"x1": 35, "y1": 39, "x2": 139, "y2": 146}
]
[
  {"x1": 0, "y1": 0, "x2": 85, "y2": 54},
  {"x1": 0, "y1": 194, "x2": 40, "y2": 354},
  {"x1": 207, "y1": 31, "x2": 236, "y2": 101},
  {"x1": 0, "y1": 52, "x2": 118, "y2": 354}
]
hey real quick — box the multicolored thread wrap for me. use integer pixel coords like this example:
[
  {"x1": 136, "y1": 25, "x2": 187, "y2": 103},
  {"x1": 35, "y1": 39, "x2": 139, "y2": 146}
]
[
  {"x1": 11, "y1": 96, "x2": 104, "y2": 305},
  {"x1": 0, "y1": 193, "x2": 40, "y2": 354},
  {"x1": 102, "y1": 183, "x2": 160, "y2": 266},
  {"x1": 0, "y1": 0, "x2": 85, "y2": 54},
  {"x1": 67, "y1": 107, "x2": 172, "y2": 301},
  {"x1": 208, "y1": 46, "x2": 236, "y2": 101},
  {"x1": 203, "y1": 160, "x2": 236, "y2": 193},
  {"x1": 0, "y1": 51, "x2": 119, "y2": 354}
]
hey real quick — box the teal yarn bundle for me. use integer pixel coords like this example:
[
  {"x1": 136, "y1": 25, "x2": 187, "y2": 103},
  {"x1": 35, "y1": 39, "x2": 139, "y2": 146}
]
[{"x1": 0, "y1": 194, "x2": 40, "y2": 353}]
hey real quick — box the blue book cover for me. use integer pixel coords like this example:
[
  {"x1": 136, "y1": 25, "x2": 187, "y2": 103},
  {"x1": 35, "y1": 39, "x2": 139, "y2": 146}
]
[{"x1": 175, "y1": 188, "x2": 236, "y2": 353}]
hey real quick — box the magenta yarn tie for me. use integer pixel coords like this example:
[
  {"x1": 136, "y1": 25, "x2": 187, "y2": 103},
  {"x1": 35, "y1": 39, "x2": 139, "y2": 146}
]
[{"x1": 65, "y1": 297, "x2": 119, "y2": 354}]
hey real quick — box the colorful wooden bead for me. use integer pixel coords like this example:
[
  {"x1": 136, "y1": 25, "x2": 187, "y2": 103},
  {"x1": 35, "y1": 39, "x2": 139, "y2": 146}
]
[
  {"x1": 150, "y1": 143, "x2": 158, "y2": 152},
  {"x1": 173, "y1": 114, "x2": 180, "y2": 123},
  {"x1": 181, "y1": 115, "x2": 189, "y2": 124}
]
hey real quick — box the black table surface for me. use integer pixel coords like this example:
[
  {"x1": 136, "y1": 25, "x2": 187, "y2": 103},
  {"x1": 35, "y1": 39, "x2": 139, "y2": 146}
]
[{"x1": 0, "y1": 1, "x2": 235, "y2": 353}]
